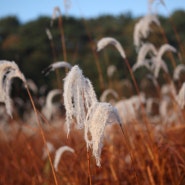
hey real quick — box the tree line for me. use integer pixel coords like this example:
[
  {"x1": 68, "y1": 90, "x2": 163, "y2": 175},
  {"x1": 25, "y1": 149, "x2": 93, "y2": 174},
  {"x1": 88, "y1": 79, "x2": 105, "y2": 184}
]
[{"x1": 0, "y1": 10, "x2": 185, "y2": 96}]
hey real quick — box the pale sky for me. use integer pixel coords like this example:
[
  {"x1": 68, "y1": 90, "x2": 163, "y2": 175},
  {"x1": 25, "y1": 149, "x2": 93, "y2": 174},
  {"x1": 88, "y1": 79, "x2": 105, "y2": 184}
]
[{"x1": 0, "y1": 0, "x2": 185, "y2": 23}]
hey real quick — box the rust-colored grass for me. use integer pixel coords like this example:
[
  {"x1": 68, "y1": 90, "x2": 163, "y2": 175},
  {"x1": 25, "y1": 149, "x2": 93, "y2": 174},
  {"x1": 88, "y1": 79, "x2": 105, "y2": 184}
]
[{"x1": 0, "y1": 117, "x2": 185, "y2": 185}]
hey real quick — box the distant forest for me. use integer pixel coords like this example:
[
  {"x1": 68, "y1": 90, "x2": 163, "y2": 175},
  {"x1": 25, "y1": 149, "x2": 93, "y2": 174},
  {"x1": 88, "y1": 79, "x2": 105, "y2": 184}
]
[{"x1": 0, "y1": 10, "x2": 185, "y2": 96}]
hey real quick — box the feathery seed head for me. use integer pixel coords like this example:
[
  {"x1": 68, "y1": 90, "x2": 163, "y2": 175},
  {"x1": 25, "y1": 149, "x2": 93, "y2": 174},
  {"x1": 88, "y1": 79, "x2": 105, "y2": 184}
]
[
  {"x1": 54, "y1": 146, "x2": 74, "y2": 171},
  {"x1": 0, "y1": 60, "x2": 26, "y2": 117},
  {"x1": 97, "y1": 37, "x2": 126, "y2": 59},
  {"x1": 42, "y1": 61, "x2": 72, "y2": 76},
  {"x1": 173, "y1": 64, "x2": 185, "y2": 81},
  {"x1": 63, "y1": 65, "x2": 121, "y2": 166},
  {"x1": 84, "y1": 102, "x2": 121, "y2": 166}
]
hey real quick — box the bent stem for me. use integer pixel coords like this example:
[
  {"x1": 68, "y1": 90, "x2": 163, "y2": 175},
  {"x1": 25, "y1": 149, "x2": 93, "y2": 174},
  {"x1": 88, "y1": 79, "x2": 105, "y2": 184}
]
[
  {"x1": 26, "y1": 86, "x2": 59, "y2": 185},
  {"x1": 124, "y1": 58, "x2": 140, "y2": 96}
]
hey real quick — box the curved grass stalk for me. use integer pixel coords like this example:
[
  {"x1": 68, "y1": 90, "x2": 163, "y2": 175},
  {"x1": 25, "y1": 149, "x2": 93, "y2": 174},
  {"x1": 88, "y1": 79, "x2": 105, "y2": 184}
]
[
  {"x1": 152, "y1": 44, "x2": 177, "y2": 78},
  {"x1": 132, "y1": 43, "x2": 157, "y2": 71},
  {"x1": 173, "y1": 64, "x2": 185, "y2": 81},
  {"x1": 96, "y1": 37, "x2": 140, "y2": 95},
  {"x1": 133, "y1": 14, "x2": 160, "y2": 51},
  {"x1": 41, "y1": 89, "x2": 62, "y2": 120},
  {"x1": 100, "y1": 88, "x2": 119, "y2": 102},
  {"x1": 54, "y1": 146, "x2": 74, "y2": 171},
  {"x1": 51, "y1": 6, "x2": 67, "y2": 62},
  {"x1": 42, "y1": 61, "x2": 72, "y2": 76}
]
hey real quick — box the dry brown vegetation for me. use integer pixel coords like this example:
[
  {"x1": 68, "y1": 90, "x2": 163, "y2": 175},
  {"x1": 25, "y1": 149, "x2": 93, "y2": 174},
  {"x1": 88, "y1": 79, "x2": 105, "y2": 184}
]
[{"x1": 0, "y1": 117, "x2": 185, "y2": 185}]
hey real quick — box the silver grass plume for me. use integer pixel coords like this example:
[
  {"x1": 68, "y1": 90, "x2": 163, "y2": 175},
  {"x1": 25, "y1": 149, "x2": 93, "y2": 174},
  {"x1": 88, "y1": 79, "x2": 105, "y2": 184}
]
[
  {"x1": 0, "y1": 60, "x2": 26, "y2": 117},
  {"x1": 176, "y1": 82, "x2": 185, "y2": 109},
  {"x1": 152, "y1": 44, "x2": 177, "y2": 78},
  {"x1": 133, "y1": 14, "x2": 160, "y2": 51},
  {"x1": 41, "y1": 89, "x2": 62, "y2": 120},
  {"x1": 132, "y1": 43, "x2": 157, "y2": 71},
  {"x1": 148, "y1": 0, "x2": 166, "y2": 13},
  {"x1": 97, "y1": 37, "x2": 126, "y2": 59},
  {"x1": 173, "y1": 64, "x2": 185, "y2": 81},
  {"x1": 42, "y1": 141, "x2": 55, "y2": 160},
  {"x1": 107, "y1": 65, "x2": 117, "y2": 78},
  {"x1": 100, "y1": 88, "x2": 119, "y2": 102},
  {"x1": 63, "y1": 65, "x2": 121, "y2": 166},
  {"x1": 54, "y1": 145, "x2": 74, "y2": 171},
  {"x1": 45, "y1": 28, "x2": 53, "y2": 40},
  {"x1": 42, "y1": 61, "x2": 72, "y2": 76},
  {"x1": 157, "y1": 44, "x2": 177, "y2": 59},
  {"x1": 50, "y1": 6, "x2": 61, "y2": 27},
  {"x1": 84, "y1": 102, "x2": 121, "y2": 166},
  {"x1": 26, "y1": 79, "x2": 38, "y2": 94},
  {"x1": 63, "y1": 65, "x2": 97, "y2": 134}
]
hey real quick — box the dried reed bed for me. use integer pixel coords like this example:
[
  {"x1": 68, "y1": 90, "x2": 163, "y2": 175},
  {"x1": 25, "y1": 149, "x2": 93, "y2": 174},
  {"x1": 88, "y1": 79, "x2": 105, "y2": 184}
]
[{"x1": 0, "y1": 117, "x2": 185, "y2": 185}]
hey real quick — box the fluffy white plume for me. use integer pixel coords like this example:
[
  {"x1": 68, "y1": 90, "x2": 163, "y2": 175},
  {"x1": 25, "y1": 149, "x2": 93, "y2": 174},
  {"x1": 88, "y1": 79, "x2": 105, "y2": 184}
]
[
  {"x1": 152, "y1": 44, "x2": 177, "y2": 78},
  {"x1": 0, "y1": 60, "x2": 26, "y2": 117},
  {"x1": 148, "y1": 0, "x2": 166, "y2": 11},
  {"x1": 54, "y1": 146, "x2": 74, "y2": 171},
  {"x1": 63, "y1": 65, "x2": 122, "y2": 166},
  {"x1": 133, "y1": 14, "x2": 160, "y2": 50},
  {"x1": 42, "y1": 61, "x2": 72, "y2": 76},
  {"x1": 173, "y1": 64, "x2": 185, "y2": 81},
  {"x1": 41, "y1": 89, "x2": 62, "y2": 120},
  {"x1": 132, "y1": 43, "x2": 157, "y2": 71},
  {"x1": 157, "y1": 44, "x2": 176, "y2": 59},
  {"x1": 26, "y1": 79, "x2": 38, "y2": 94},
  {"x1": 115, "y1": 93, "x2": 145, "y2": 124},
  {"x1": 100, "y1": 88, "x2": 118, "y2": 102},
  {"x1": 42, "y1": 141, "x2": 55, "y2": 160},
  {"x1": 63, "y1": 65, "x2": 97, "y2": 134},
  {"x1": 107, "y1": 65, "x2": 117, "y2": 78},
  {"x1": 51, "y1": 6, "x2": 61, "y2": 26},
  {"x1": 176, "y1": 82, "x2": 185, "y2": 109},
  {"x1": 84, "y1": 102, "x2": 121, "y2": 166},
  {"x1": 161, "y1": 83, "x2": 177, "y2": 97},
  {"x1": 97, "y1": 37, "x2": 126, "y2": 59},
  {"x1": 45, "y1": 28, "x2": 53, "y2": 40}
]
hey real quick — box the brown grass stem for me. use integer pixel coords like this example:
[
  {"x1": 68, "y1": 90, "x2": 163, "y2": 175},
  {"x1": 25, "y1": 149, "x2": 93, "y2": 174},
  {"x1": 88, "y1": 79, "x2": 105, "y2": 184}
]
[
  {"x1": 58, "y1": 13, "x2": 67, "y2": 62},
  {"x1": 87, "y1": 150, "x2": 92, "y2": 185},
  {"x1": 47, "y1": 30, "x2": 62, "y2": 90},
  {"x1": 81, "y1": 18, "x2": 105, "y2": 90},
  {"x1": 118, "y1": 123, "x2": 140, "y2": 185},
  {"x1": 25, "y1": 86, "x2": 59, "y2": 185},
  {"x1": 147, "y1": 165, "x2": 156, "y2": 185}
]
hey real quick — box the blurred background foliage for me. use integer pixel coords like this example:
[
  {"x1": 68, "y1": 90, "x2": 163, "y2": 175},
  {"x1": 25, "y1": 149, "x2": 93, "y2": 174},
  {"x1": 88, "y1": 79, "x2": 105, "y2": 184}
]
[{"x1": 0, "y1": 10, "x2": 185, "y2": 97}]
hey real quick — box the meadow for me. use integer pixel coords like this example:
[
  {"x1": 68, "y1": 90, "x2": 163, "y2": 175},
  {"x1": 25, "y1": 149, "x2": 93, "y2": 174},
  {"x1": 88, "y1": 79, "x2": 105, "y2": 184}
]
[{"x1": 0, "y1": 1, "x2": 185, "y2": 185}]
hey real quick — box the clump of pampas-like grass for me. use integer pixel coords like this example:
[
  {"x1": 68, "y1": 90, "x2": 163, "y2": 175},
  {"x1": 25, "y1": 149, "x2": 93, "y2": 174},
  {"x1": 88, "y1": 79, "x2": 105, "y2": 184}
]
[
  {"x1": 0, "y1": 60, "x2": 27, "y2": 117},
  {"x1": 63, "y1": 65, "x2": 121, "y2": 166}
]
